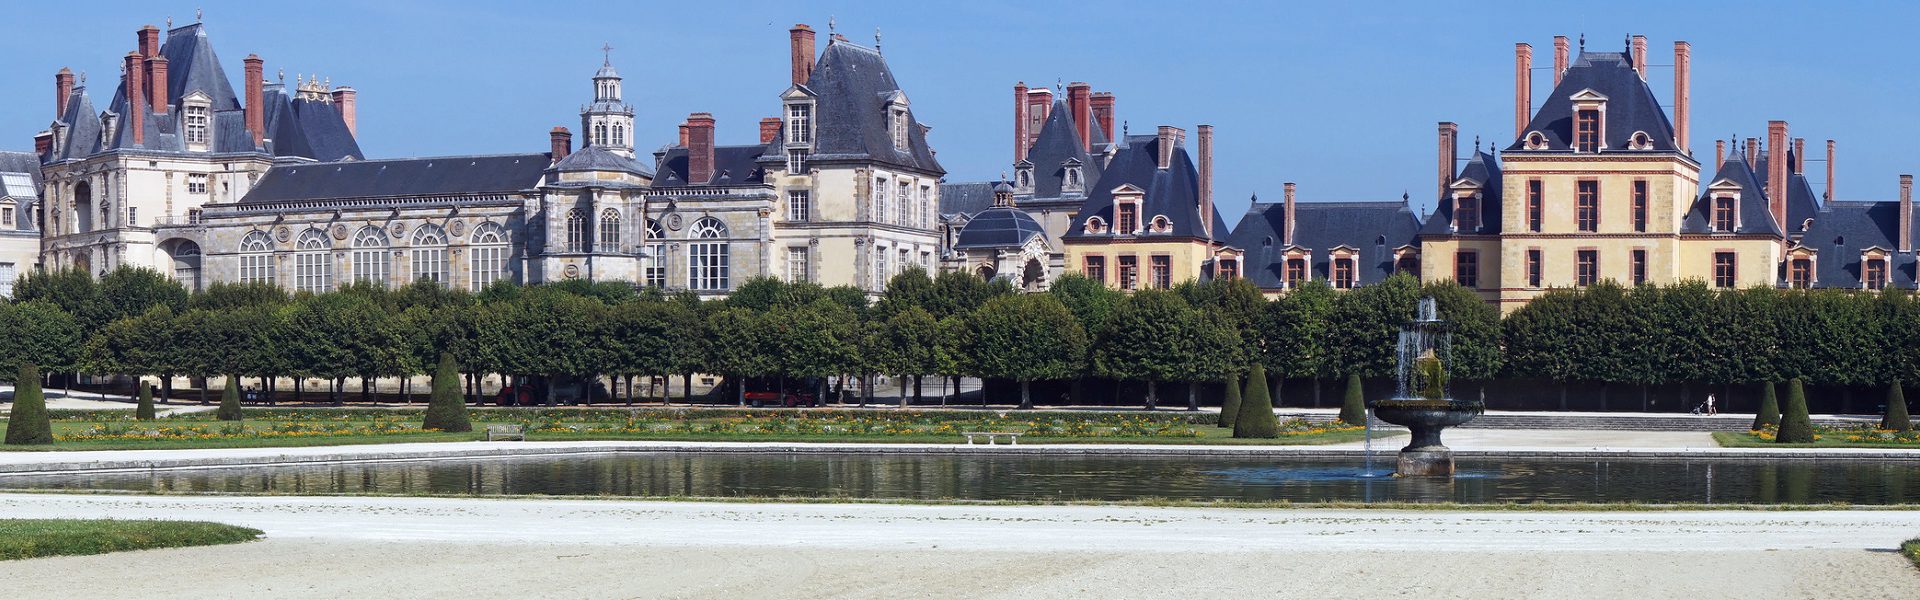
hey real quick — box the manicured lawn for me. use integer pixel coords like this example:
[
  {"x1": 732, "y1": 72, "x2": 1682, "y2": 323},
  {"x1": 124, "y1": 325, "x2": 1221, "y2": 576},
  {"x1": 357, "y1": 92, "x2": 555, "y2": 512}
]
[
  {"x1": 1712, "y1": 431, "x2": 1920, "y2": 449},
  {"x1": 0, "y1": 519, "x2": 261, "y2": 560}
]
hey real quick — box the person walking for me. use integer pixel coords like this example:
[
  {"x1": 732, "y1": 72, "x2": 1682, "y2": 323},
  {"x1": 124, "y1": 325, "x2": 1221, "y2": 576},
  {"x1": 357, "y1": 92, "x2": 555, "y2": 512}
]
[{"x1": 1705, "y1": 393, "x2": 1718, "y2": 416}]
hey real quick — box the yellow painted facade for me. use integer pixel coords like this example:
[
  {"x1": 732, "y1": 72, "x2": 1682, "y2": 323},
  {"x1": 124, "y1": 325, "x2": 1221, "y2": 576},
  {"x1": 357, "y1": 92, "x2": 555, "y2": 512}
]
[{"x1": 1063, "y1": 237, "x2": 1217, "y2": 291}]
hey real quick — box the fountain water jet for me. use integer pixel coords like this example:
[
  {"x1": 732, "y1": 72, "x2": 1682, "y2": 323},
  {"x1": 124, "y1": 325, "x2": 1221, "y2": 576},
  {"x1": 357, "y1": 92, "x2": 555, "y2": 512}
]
[{"x1": 1369, "y1": 297, "x2": 1483, "y2": 476}]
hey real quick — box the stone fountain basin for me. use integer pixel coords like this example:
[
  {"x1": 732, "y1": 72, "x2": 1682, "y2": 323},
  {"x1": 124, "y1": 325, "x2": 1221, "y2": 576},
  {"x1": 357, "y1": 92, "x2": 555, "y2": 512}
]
[{"x1": 1371, "y1": 399, "x2": 1485, "y2": 452}]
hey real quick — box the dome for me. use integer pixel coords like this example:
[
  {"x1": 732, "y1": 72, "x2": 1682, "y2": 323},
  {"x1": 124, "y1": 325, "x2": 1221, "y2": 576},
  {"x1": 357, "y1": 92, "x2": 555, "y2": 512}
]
[
  {"x1": 554, "y1": 144, "x2": 653, "y2": 177},
  {"x1": 954, "y1": 207, "x2": 1045, "y2": 249}
]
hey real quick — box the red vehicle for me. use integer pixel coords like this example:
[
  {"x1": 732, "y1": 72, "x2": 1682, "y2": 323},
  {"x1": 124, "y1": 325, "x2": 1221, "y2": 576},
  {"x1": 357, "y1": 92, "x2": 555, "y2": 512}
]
[{"x1": 744, "y1": 390, "x2": 819, "y2": 408}]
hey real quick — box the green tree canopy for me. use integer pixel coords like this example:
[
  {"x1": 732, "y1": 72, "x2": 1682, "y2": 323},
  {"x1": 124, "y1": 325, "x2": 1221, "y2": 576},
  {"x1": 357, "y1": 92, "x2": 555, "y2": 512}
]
[{"x1": 966, "y1": 293, "x2": 1086, "y2": 409}]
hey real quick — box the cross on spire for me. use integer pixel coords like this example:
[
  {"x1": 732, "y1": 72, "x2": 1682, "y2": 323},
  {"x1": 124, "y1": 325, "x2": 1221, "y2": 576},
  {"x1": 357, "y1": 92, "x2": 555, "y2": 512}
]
[{"x1": 601, "y1": 42, "x2": 614, "y2": 65}]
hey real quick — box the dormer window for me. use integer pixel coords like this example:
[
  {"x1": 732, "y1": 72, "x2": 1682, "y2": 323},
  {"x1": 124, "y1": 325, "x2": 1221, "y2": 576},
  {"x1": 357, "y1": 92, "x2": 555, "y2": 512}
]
[
  {"x1": 1063, "y1": 159, "x2": 1084, "y2": 194},
  {"x1": 1015, "y1": 161, "x2": 1034, "y2": 193},
  {"x1": 1524, "y1": 131, "x2": 1548, "y2": 150},
  {"x1": 1575, "y1": 110, "x2": 1600, "y2": 152},
  {"x1": 1117, "y1": 203, "x2": 1139, "y2": 234},
  {"x1": 1712, "y1": 195, "x2": 1737, "y2": 232},
  {"x1": 1454, "y1": 194, "x2": 1481, "y2": 232},
  {"x1": 1628, "y1": 131, "x2": 1653, "y2": 150},
  {"x1": 183, "y1": 103, "x2": 210, "y2": 146},
  {"x1": 1150, "y1": 215, "x2": 1171, "y2": 233},
  {"x1": 1083, "y1": 216, "x2": 1107, "y2": 234},
  {"x1": 891, "y1": 107, "x2": 910, "y2": 151},
  {"x1": 785, "y1": 102, "x2": 813, "y2": 146},
  {"x1": 1863, "y1": 250, "x2": 1890, "y2": 290}
]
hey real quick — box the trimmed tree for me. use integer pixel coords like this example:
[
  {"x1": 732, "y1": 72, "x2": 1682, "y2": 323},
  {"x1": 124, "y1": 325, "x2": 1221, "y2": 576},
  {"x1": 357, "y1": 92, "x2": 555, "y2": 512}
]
[
  {"x1": 423, "y1": 352, "x2": 472, "y2": 433},
  {"x1": 966, "y1": 294, "x2": 1086, "y2": 410},
  {"x1": 1218, "y1": 373, "x2": 1242, "y2": 429},
  {"x1": 217, "y1": 376, "x2": 243, "y2": 421},
  {"x1": 4, "y1": 364, "x2": 53, "y2": 445},
  {"x1": 1233, "y1": 364, "x2": 1278, "y2": 438},
  {"x1": 1776, "y1": 378, "x2": 1813, "y2": 444},
  {"x1": 1752, "y1": 381, "x2": 1780, "y2": 431},
  {"x1": 1884, "y1": 382, "x2": 1912, "y2": 433},
  {"x1": 1339, "y1": 373, "x2": 1367, "y2": 426},
  {"x1": 136, "y1": 380, "x2": 156, "y2": 421}
]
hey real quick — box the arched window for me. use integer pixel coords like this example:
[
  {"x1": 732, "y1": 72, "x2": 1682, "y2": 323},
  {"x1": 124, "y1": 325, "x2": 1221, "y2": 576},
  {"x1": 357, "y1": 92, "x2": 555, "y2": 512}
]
[
  {"x1": 238, "y1": 230, "x2": 274, "y2": 286},
  {"x1": 643, "y1": 219, "x2": 667, "y2": 288},
  {"x1": 688, "y1": 217, "x2": 729, "y2": 291},
  {"x1": 351, "y1": 226, "x2": 391, "y2": 287},
  {"x1": 612, "y1": 123, "x2": 625, "y2": 147},
  {"x1": 294, "y1": 228, "x2": 332, "y2": 293},
  {"x1": 565, "y1": 208, "x2": 588, "y2": 252},
  {"x1": 598, "y1": 208, "x2": 622, "y2": 253},
  {"x1": 409, "y1": 224, "x2": 450, "y2": 287},
  {"x1": 1083, "y1": 216, "x2": 1107, "y2": 234},
  {"x1": 469, "y1": 222, "x2": 509, "y2": 291},
  {"x1": 593, "y1": 123, "x2": 607, "y2": 147}
]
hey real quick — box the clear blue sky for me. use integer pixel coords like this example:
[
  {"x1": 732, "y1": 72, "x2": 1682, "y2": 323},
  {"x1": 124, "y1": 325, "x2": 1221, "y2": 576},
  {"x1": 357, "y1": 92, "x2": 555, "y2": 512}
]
[{"x1": 4, "y1": 0, "x2": 1915, "y2": 219}]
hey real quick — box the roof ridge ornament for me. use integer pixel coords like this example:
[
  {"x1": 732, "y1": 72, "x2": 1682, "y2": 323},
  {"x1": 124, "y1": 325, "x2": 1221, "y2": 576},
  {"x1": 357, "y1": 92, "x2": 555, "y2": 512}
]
[
  {"x1": 874, "y1": 28, "x2": 881, "y2": 54},
  {"x1": 601, "y1": 42, "x2": 613, "y2": 66},
  {"x1": 1578, "y1": 33, "x2": 1585, "y2": 52}
]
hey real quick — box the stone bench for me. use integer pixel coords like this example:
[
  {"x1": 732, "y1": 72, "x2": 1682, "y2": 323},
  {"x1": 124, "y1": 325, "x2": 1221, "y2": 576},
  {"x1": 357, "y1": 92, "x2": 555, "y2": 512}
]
[
  {"x1": 961, "y1": 431, "x2": 1022, "y2": 445},
  {"x1": 486, "y1": 424, "x2": 527, "y2": 442}
]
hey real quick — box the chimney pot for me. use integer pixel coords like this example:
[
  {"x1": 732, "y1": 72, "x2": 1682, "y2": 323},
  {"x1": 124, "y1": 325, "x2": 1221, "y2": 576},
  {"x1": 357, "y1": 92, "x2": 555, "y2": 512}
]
[
  {"x1": 1767, "y1": 121, "x2": 1789, "y2": 235},
  {"x1": 1631, "y1": 35, "x2": 1647, "y2": 79},
  {"x1": 330, "y1": 87, "x2": 357, "y2": 137},
  {"x1": 1673, "y1": 41, "x2": 1692, "y2": 155},
  {"x1": 1900, "y1": 174, "x2": 1913, "y2": 253},
  {"x1": 1069, "y1": 82, "x2": 1092, "y2": 152},
  {"x1": 789, "y1": 25, "x2": 816, "y2": 86},
  {"x1": 1090, "y1": 92, "x2": 1116, "y2": 146},
  {"x1": 759, "y1": 117, "x2": 783, "y2": 145},
  {"x1": 34, "y1": 131, "x2": 52, "y2": 157},
  {"x1": 1793, "y1": 138, "x2": 1805, "y2": 174},
  {"x1": 136, "y1": 25, "x2": 160, "y2": 58},
  {"x1": 550, "y1": 127, "x2": 572, "y2": 162},
  {"x1": 124, "y1": 52, "x2": 146, "y2": 146},
  {"x1": 1515, "y1": 43, "x2": 1533, "y2": 140},
  {"x1": 1013, "y1": 82, "x2": 1029, "y2": 161},
  {"x1": 244, "y1": 54, "x2": 264, "y2": 148},
  {"x1": 147, "y1": 55, "x2": 169, "y2": 115},
  {"x1": 1553, "y1": 36, "x2": 1569, "y2": 85},
  {"x1": 1197, "y1": 124, "x2": 1214, "y2": 239},
  {"x1": 1826, "y1": 140, "x2": 1837, "y2": 202},
  {"x1": 687, "y1": 113, "x2": 717, "y2": 185},
  {"x1": 54, "y1": 68, "x2": 74, "y2": 119},
  {"x1": 1715, "y1": 140, "x2": 1725, "y2": 167},
  {"x1": 1437, "y1": 122, "x2": 1458, "y2": 203},
  {"x1": 1283, "y1": 182, "x2": 1297, "y2": 247},
  {"x1": 1155, "y1": 125, "x2": 1182, "y2": 170},
  {"x1": 1746, "y1": 137, "x2": 1759, "y2": 169}
]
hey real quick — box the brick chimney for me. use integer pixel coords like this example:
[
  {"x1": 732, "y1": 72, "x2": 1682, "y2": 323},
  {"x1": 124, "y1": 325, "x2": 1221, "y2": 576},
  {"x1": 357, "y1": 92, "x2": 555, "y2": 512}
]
[
  {"x1": 1674, "y1": 41, "x2": 1691, "y2": 155},
  {"x1": 686, "y1": 113, "x2": 716, "y2": 184},
  {"x1": 1155, "y1": 125, "x2": 1181, "y2": 170},
  {"x1": 244, "y1": 54, "x2": 264, "y2": 148},
  {"x1": 1767, "y1": 121, "x2": 1789, "y2": 234},
  {"x1": 34, "y1": 131, "x2": 52, "y2": 157},
  {"x1": 1901, "y1": 174, "x2": 1914, "y2": 253},
  {"x1": 124, "y1": 52, "x2": 145, "y2": 146},
  {"x1": 1013, "y1": 82, "x2": 1028, "y2": 161},
  {"x1": 1283, "y1": 182, "x2": 1297, "y2": 247},
  {"x1": 1631, "y1": 35, "x2": 1647, "y2": 79},
  {"x1": 759, "y1": 117, "x2": 782, "y2": 144},
  {"x1": 1090, "y1": 92, "x2": 1115, "y2": 144},
  {"x1": 54, "y1": 68, "x2": 73, "y2": 118},
  {"x1": 550, "y1": 127, "x2": 571, "y2": 162},
  {"x1": 1026, "y1": 89, "x2": 1052, "y2": 149},
  {"x1": 1826, "y1": 140, "x2": 1836, "y2": 201},
  {"x1": 1069, "y1": 82, "x2": 1092, "y2": 152},
  {"x1": 1792, "y1": 138, "x2": 1805, "y2": 174},
  {"x1": 1746, "y1": 137, "x2": 1759, "y2": 169},
  {"x1": 789, "y1": 25, "x2": 816, "y2": 86},
  {"x1": 1553, "y1": 36, "x2": 1569, "y2": 85},
  {"x1": 1197, "y1": 124, "x2": 1214, "y2": 239},
  {"x1": 1515, "y1": 43, "x2": 1533, "y2": 139},
  {"x1": 330, "y1": 87, "x2": 357, "y2": 137},
  {"x1": 148, "y1": 55, "x2": 169, "y2": 114},
  {"x1": 137, "y1": 25, "x2": 160, "y2": 58},
  {"x1": 1437, "y1": 122, "x2": 1458, "y2": 202},
  {"x1": 1715, "y1": 139, "x2": 1725, "y2": 167}
]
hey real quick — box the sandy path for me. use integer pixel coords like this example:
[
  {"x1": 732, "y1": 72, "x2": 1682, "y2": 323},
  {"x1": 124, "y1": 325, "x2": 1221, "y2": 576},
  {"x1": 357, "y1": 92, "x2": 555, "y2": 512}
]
[{"x1": 2, "y1": 494, "x2": 1917, "y2": 598}]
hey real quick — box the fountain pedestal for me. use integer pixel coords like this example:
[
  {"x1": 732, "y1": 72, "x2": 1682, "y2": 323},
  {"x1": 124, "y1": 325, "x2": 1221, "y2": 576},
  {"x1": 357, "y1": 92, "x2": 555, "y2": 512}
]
[{"x1": 1371, "y1": 401, "x2": 1483, "y2": 477}]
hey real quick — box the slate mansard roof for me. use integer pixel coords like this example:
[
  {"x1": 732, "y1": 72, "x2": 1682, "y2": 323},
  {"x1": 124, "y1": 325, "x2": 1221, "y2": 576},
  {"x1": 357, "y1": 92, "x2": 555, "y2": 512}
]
[
  {"x1": 238, "y1": 153, "x2": 550, "y2": 205},
  {"x1": 1506, "y1": 51, "x2": 1679, "y2": 154},
  {"x1": 938, "y1": 181, "x2": 1000, "y2": 218},
  {"x1": 555, "y1": 145, "x2": 654, "y2": 179},
  {"x1": 1061, "y1": 134, "x2": 1227, "y2": 243},
  {"x1": 1228, "y1": 199, "x2": 1422, "y2": 289},
  {"x1": 1420, "y1": 150, "x2": 1503, "y2": 236},
  {"x1": 651, "y1": 146, "x2": 762, "y2": 187},
  {"x1": 1021, "y1": 98, "x2": 1102, "y2": 200},
  {"x1": 1798, "y1": 200, "x2": 1920, "y2": 289},
  {"x1": 773, "y1": 41, "x2": 943, "y2": 175}
]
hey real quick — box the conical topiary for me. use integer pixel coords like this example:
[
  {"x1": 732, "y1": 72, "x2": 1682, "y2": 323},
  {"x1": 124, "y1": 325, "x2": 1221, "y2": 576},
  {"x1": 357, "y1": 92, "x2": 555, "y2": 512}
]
[
  {"x1": 136, "y1": 380, "x2": 156, "y2": 421},
  {"x1": 1884, "y1": 382, "x2": 1912, "y2": 433},
  {"x1": 1775, "y1": 378, "x2": 1813, "y2": 444},
  {"x1": 1233, "y1": 364, "x2": 1278, "y2": 438},
  {"x1": 1218, "y1": 373, "x2": 1243, "y2": 429},
  {"x1": 1339, "y1": 373, "x2": 1367, "y2": 427},
  {"x1": 216, "y1": 376, "x2": 243, "y2": 421},
  {"x1": 5, "y1": 364, "x2": 53, "y2": 445},
  {"x1": 422, "y1": 353, "x2": 472, "y2": 433},
  {"x1": 1752, "y1": 381, "x2": 1780, "y2": 430}
]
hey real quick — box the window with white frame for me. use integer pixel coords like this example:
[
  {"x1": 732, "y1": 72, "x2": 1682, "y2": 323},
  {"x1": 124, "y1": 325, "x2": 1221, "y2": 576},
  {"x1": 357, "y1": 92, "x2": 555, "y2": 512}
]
[
  {"x1": 351, "y1": 226, "x2": 390, "y2": 286},
  {"x1": 919, "y1": 186, "x2": 932, "y2": 228},
  {"x1": 898, "y1": 248, "x2": 910, "y2": 277},
  {"x1": 238, "y1": 230, "x2": 274, "y2": 286},
  {"x1": 786, "y1": 103, "x2": 812, "y2": 145},
  {"x1": 469, "y1": 222, "x2": 509, "y2": 291},
  {"x1": 409, "y1": 225, "x2": 449, "y2": 287},
  {"x1": 294, "y1": 229, "x2": 332, "y2": 293},
  {"x1": 0, "y1": 262, "x2": 15, "y2": 298},
  {"x1": 644, "y1": 219, "x2": 667, "y2": 288},
  {"x1": 187, "y1": 174, "x2": 208, "y2": 194},
  {"x1": 598, "y1": 208, "x2": 622, "y2": 253},
  {"x1": 688, "y1": 217, "x2": 729, "y2": 290},
  {"x1": 874, "y1": 178, "x2": 889, "y2": 224},
  {"x1": 787, "y1": 246, "x2": 810, "y2": 283},
  {"x1": 183, "y1": 104, "x2": 209, "y2": 144},
  {"x1": 565, "y1": 209, "x2": 588, "y2": 253},
  {"x1": 875, "y1": 246, "x2": 889, "y2": 288},
  {"x1": 1, "y1": 205, "x2": 12, "y2": 228},
  {"x1": 891, "y1": 107, "x2": 909, "y2": 150},
  {"x1": 126, "y1": 206, "x2": 137, "y2": 226},
  {"x1": 787, "y1": 190, "x2": 810, "y2": 222},
  {"x1": 786, "y1": 150, "x2": 806, "y2": 174},
  {"x1": 897, "y1": 181, "x2": 911, "y2": 226}
]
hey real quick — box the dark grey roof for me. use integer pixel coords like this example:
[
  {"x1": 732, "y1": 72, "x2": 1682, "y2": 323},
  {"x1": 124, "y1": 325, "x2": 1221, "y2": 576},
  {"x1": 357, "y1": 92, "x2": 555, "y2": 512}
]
[
  {"x1": 1419, "y1": 150, "x2": 1502, "y2": 235},
  {"x1": 1228, "y1": 199, "x2": 1422, "y2": 289},
  {"x1": 160, "y1": 23, "x2": 241, "y2": 111},
  {"x1": 0, "y1": 151, "x2": 42, "y2": 186},
  {"x1": 1061, "y1": 134, "x2": 1227, "y2": 242},
  {"x1": 1753, "y1": 152, "x2": 1822, "y2": 235},
  {"x1": 1021, "y1": 98, "x2": 1100, "y2": 200},
  {"x1": 649, "y1": 145, "x2": 760, "y2": 186},
  {"x1": 556, "y1": 144, "x2": 655, "y2": 178},
  {"x1": 238, "y1": 153, "x2": 549, "y2": 204},
  {"x1": 262, "y1": 88, "x2": 364, "y2": 162},
  {"x1": 954, "y1": 206, "x2": 1046, "y2": 249},
  {"x1": 1506, "y1": 51, "x2": 1679, "y2": 154},
  {"x1": 211, "y1": 109, "x2": 253, "y2": 153},
  {"x1": 1682, "y1": 156, "x2": 1784, "y2": 237},
  {"x1": 1799, "y1": 200, "x2": 1919, "y2": 289},
  {"x1": 939, "y1": 181, "x2": 1000, "y2": 217},
  {"x1": 795, "y1": 41, "x2": 942, "y2": 174},
  {"x1": 49, "y1": 89, "x2": 103, "y2": 161}
]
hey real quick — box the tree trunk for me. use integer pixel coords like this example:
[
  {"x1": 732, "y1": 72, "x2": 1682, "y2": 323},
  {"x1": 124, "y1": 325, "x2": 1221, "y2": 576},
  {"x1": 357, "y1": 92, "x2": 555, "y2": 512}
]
[
  {"x1": 1312, "y1": 378, "x2": 1322, "y2": 408},
  {"x1": 1019, "y1": 380, "x2": 1033, "y2": 410},
  {"x1": 737, "y1": 377, "x2": 746, "y2": 406},
  {"x1": 1187, "y1": 381, "x2": 1199, "y2": 411},
  {"x1": 913, "y1": 375, "x2": 923, "y2": 404},
  {"x1": 1559, "y1": 383, "x2": 1569, "y2": 411},
  {"x1": 899, "y1": 375, "x2": 909, "y2": 409},
  {"x1": 1641, "y1": 384, "x2": 1650, "y2": 412},
  {"x1": 683, "y1": 373, "x2": 693, "y2": 404},
  {"x1": 941, "y1": 376, "x2": 949, "y2": 406},
  {"x1": 626, "y1": 376, "x2": 635, "y2": 407},
  {"x1": 199, "y1": 377, "x2": 209, "y2": 405},
  {"x1": 1145, "y1": 379, "x2": 1158, "y2": 410}
]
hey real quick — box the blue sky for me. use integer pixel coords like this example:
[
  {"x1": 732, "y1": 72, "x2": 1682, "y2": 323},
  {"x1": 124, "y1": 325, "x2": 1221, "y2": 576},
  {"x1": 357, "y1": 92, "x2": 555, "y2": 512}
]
[{"x1": 3, "y1": 0, "x2": 1915, "y2": 219}]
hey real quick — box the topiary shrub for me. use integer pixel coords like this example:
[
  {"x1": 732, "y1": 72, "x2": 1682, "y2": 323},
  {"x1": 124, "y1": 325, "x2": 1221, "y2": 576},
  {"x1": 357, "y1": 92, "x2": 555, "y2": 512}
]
[
  {"x1": 1233, "y1": 364, "x2": 1278, "y2": 438},
  {"x1": 5, "y1": 364, "x2": 53, "y2": 445},
  {"x1": 216, "y1": 376, "x2": 243, "y2": 422},
  {"x1": 1884, "y1": 382, "x2": 1912, "y2": 433},
  {"x1": 422, "y1": 353, "x2": 473, "y2": 433},
  {"x1": 1776, "y1": 378, "x2": 1813, "y2": 444},
  {"x1": 136, "y1": 380, "x2": 156, "y2": 421},
  {"x1": 1339, "y1": 373, "x2": 1367, "y2": 426},
  {"x1": 1752, "y1": 381, "x2": 1780, "y2": 430},
  {"x1": 1218, "y1": 373, "x2": 1242, "y2": 429}
]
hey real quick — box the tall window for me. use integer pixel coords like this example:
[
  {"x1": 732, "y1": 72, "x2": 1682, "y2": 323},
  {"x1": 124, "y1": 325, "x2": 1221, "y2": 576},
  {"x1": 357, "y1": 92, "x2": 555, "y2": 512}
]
[
  {"x1": 1789, "y1": 258, "x2": 1813, "y2": 289},
  {"x1": 644, "y1": 219, "x2": 667, "y2": 288},
  {"x1": 1631, "y1": 249, "x2": 1648, "y2": 286},
  {"x1": 688, "y1": 217, "x2": 730, "y2": 291},
  {"x1": 1218, "y1": 258, "x2": 1239, "y2": 280},
  {"x1": 0, "y1": 262, "x2": 13, "y2": 298},
  {"x1": 183, "y1": 105, "x2": 209, "y2": 144},
  {"x1": 786, "y1": 150, "x2": 807, "y2": 174},
  {"x1": 1712, "y1": 252, "x2": 1737, "y2": 288},
  {"x1": 1865, "y1": 258, "x2": 1888, "y2": 290},
  {"x1": 1576, "y1": 180, "x2": 1599, "y2": 232},
  {"x1": 1151, "y1": 255, "x2": 1172, "y2": 289},
  {"x1": 918, "y1": 186, "x2": 932, "y2": 229},
  {"x1": 1118, "y1": 255, "x2": 1139, "y2": 290},
  {"x1": 351, "y1": 226, "x2": 389, "y2": 286},
  {"x1": 898, "y1": 248, "x2": 910, "y2": 277},
  {"x1": 874, "y1": 178, "x2": 889, "y2": 224},
  {"x1": 1454, "y1": 251, "x2": 1478, "y2": 288},
  {"x1": 294, "y1": 229, "x2": 331, "y2": 293},
  {"x1": 1576, "y1": 250, "x2": 1598, "y2": 287},
  {"x1": 1525, "y1": 249, "x2": 1542, "y2": 288},
  {"x1": 1631, "y1": 180, "x2": 1649, "y2": 232},
  {"x1": 874, "y1": 247, "x2": 889, "y2": 288},
  {"x1": 238, "y1": 230, "x2": 274, "y2": 286},
  {"x1": 1084, "y1": 255, "x2": 1106, "y2": 283},
  {"x1": 1, "y1": 205, "x2": 12, "y2": 227},
  {"x1": 786, "y1": 103, "x2": 812, "y2": 145},
  {"x1": 565, "y1": 209, "x2": 588, "y2": 253},
  {"x1": 1455, "y1": 196, "x2": 1480, "y2": 232},
  {"x1": 1574, "y1": 109, "x2": 1600, "y2": 152},
  {"x1": 1527, "y1": 179, "x2": 1544, "y2": 232},
  {"x1": 409, "y1": 225, "x2": 449, "y2": 287},
  {"x1": 598, "y1": 208, "x2": 622, "y2": 253},
  {"x1": 187, "y1": 174, "x2": 208, "y2": 194},
  {"x1": 897, "y1": 181, "x2": 911, "y2": 226},
  {"x1": 891, "y1": 108, "x2": 910, "y2": 151},
  {"x1": 787, "y1": 190, "x2": 810, "y2": 222},
  {"x1": 1117, "y1": 203, "x2": 1139, "y2": 234},
  {"x1": 1285, "y1": 258, "x2": 1308, "y2": 287},
  {"x1": 1712, "y1": 196, "x2": 1736, "y2": 232},
  {"x1": 787, "y1": 247, "x2": 810, "y2": 283},
  {"x1": 470, "y1": 222, "x2": 509, "y2": 291},
  {"x1": 1333, "y1": 257, "x2": 1356, "y2": 289}
]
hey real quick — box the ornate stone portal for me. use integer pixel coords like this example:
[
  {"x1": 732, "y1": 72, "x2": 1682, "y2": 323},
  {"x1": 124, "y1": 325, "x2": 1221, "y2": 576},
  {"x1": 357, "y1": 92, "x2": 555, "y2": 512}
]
[{"x1": 1369, "y1": 297, "x2": 1484, "y2": 476}]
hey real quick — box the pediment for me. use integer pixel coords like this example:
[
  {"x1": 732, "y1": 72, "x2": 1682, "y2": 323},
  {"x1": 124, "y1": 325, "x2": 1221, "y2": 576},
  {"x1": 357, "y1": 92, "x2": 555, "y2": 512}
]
[{"x1": 1569, "y1": 89, "x2": 1609, "y2": 102}]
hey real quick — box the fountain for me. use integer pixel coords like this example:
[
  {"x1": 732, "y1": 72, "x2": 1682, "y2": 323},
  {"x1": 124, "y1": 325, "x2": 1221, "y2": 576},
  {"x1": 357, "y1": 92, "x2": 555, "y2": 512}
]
[{"x1": 1369, "y1": 297, "x2": 1483, "y2": 476}]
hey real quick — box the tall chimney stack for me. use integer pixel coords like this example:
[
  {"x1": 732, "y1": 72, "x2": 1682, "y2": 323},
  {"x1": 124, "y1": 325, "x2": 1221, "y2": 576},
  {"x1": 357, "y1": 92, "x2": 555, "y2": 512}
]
[
  {"x1": 1715, "y1": 139, "x2": 1725, "y2": 167},
  {"x1": 1631, "y1": 35, "x2": 1647, "y2": 79},
  {"x1": 137, "y1": 25, "x2": 159, "y2": 58},
  {"x1": 1515, "y1": 43, "x2": 1533, "y2": 139},
  {"x1": 147, "y1": 55, "x2": 169, "y2": 114},
  {"x1": 1197, "y1": 124, "x2": 1214, "y2": 239},
  {"x1": 1437, "y1": 122, "x2": 1458, "y2": 202},
  {"x1": 54, "y1": 68, "x2": 73, "y2": 118},
  {"x1": 1746, "y1": 137, "x2": 1759, "y2": 169},
  {"x1": 124, "y1": 52, "x2": 145, "y2": 146},
  {"x1": 1283, "y1": 182, "x2": 1297, "y2": 247},
  {"x1": 1901, "y1": 174, "x2": 1913, "y2": 253},
  {"x1": 1090, "y1": 92, "x2": 1115, "y2": 144},
  {"x1": 1767, "y1": 121, "x2": 1789, "y2": 235},
  {"x1": 759, "y1": 117, "x2": 782, "y2": 145},
  {"x1": 1025, "y1": 89, "x2": 1052, "y2": 149},
  {"x1": 1673, "y1": 41, "x2": 1691, "y2": 155},
  {"x1": 686, "y1": 113, "x2": 716, "y2": 185},
  {"x1": 330, "y1": 86, "x2": 357, "y2": 137},
  {"x1": 1553, "y1": 36, "x2": 1569, "y2": 85},
  {"x1": 244, "y1": 54, "x2": 264, "y2": 148},
  {"x1": 1155, "y1": 125, "x2": 1181, "y2": 170},
  {"x1": 550, "y1": 127, "x2": 572, "y2": 162},
  {"x1": 1013, "y1": 82, "x2": 1029, "y2": 161},
  {"x1": 1826, "y1": 140, "x2": 1836, "y2": 201},
  {"x1": 1068, "y1": 82, "x2": 1092, "y2": 152},
  {"x1": 789, "y1": 25, "x2": 816, "y2": 86},
  {"x1": 1792, "y1": 138, "x2": 1805, "y2": 174},
  {"x1": 34, "y1": 131, "x2": 52, "y2": 157}
]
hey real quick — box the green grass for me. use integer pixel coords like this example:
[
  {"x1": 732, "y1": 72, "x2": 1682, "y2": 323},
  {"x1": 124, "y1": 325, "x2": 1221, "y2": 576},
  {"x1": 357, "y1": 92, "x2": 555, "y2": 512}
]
[
  {"x1": 0, "y1": 519, "x2": 261, "y2": 560},
  {"x1": 1904, "y1": 538, "x2": 1920, "y2": 570},
  {"x1": 1712, "y1": 431, "x2": 1920, "y2": 449}
]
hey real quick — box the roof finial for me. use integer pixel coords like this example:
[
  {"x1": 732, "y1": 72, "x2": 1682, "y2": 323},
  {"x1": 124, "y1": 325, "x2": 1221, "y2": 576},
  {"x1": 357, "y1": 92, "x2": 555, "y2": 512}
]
[
  {"x1": 601, "y1": 42, "x2": 613, "y2": 66},
  {"x1": 196, "y1": 7, "x2": 203, "y2": 22},
  {"x1": 1122, "y1": 120, "x2": 1128, "y2": 136},
  {"x1": 828, "y1": 16, "x2": 836, "y2": 35},
  {"x1": 1403, "y1": 190, "x2": 1411, "y2": 202},
  {"x1": 1474, "y1": 135, "x2": 1481, "y2": 151},
  {"x1": 167, "y1": 16, "x2": 173, "y2": 29},
  {"x1": 77, "y1": 71, "x2": 86, "y2": 87},
  {"x1": 1578, "y1": 33, "x2": 1585, "y2": 52},
  {"x1": 874, "y1": 27, "x2": 882, "y2": 54},
  {"x1": 277, "y1": 68, "x2": 285, "y2": 84}
]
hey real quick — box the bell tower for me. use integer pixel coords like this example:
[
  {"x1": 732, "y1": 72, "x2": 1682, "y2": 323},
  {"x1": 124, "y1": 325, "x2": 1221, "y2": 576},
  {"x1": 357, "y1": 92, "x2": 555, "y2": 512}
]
[{"x1": 580, "y1": 44, "x2": 635, "y2": 157}]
